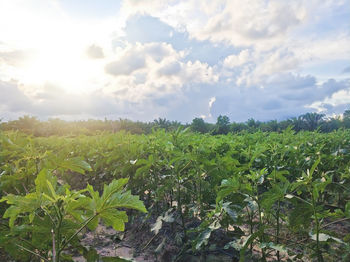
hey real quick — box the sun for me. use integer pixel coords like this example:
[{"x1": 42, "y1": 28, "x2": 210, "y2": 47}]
[
  {"x1": 19, "y1": 40, "x2": 105, "y2": 94},
  {"x1": 0, "y1": 1, "x2": 110, "y2": 95}
]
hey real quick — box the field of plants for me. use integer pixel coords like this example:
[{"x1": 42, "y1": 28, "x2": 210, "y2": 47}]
[{"x1": 1, "y1": 127, "x2": 350, "y2": 261}]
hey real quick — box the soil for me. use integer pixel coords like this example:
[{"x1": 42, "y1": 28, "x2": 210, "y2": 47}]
[
  {"x1": 73, "y1": 224, "x2": 155, "y2": 261},
  {"x1": 72, "y1": 210, "x2": 350, "y2": 262},
  {"x1": 72, "y1": 212, "x2": 240, "y2": 262}
]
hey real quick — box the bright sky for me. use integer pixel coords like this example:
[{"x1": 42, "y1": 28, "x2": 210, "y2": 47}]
[{"x1": 0, "y1": 0, "x2": 349, "y2": 122}]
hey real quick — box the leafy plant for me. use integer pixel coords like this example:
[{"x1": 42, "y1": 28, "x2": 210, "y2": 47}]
[{"x1": 0, "y1": 169, "x2": 146, "y2": 262}]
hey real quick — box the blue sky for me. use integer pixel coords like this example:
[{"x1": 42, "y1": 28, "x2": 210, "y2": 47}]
[{"x1": 0, "y1": 0, "x2": 349, "y2": 123}]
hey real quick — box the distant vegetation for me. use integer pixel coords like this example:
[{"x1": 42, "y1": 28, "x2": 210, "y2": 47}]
[{"x1": 1, "y1": 110, "x2": 350, "y2": 136}]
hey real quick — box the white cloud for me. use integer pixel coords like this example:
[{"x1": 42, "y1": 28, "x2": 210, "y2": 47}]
[
  {"x1": 0, "y1": 0, "x2": 349, "y2": 123},
  {"x1": 308, "y1": 80, "x2": 350, "y2": 112},
  {"x1": 103, "y1": 42, "x2": 218, "y2": 103},
  {"x1": 223, "y1": 49, "x2": 251, "y2": 68},
  {"x1": 86, "y1": 44, "x2": 105, "y2": 59},
  {"x1": 122, "y1": 0, "x2": 308, "y2": 49},
  {"x1": 210, "y1": 75, "x2": 349, "y2": 121},
  {"x1": 105, "y1": 53, "x2": 146, "y2": 76}
]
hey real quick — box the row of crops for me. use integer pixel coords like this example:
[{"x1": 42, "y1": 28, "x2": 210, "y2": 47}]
[{"x1": 1, "y1": 128, "x2": 350, "y2": 261}]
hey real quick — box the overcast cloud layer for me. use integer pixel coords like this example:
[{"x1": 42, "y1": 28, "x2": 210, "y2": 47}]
[{"x1": 0, "y1": 0, "x2": 349, "y2": 122}]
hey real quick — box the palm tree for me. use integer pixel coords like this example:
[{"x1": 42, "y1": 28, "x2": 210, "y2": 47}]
[{"x1": 300, "y1": 112, "x2": 325, "y2": 131}]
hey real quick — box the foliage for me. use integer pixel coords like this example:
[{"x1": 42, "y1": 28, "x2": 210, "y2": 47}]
[
  {"x1": 1, "y1": 127, "x2": 350, "y2": 261},
  {"x1": 191, "y1": 117, "x2": 209, "y2": 133},
  {"x1": 0, "y1": 133, "x2": 146, "y2": 261},
  {"x1": 3, "y1": 109, "x2": 350, "y2": 136}
]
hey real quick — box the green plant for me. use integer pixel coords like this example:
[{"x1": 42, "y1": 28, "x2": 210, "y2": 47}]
[{"x1": 0, "y1": 169, "x2": 146, "y2": 262}]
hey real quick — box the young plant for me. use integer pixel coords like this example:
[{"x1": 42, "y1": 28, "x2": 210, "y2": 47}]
[
  {"x1": 287, "y1": 158, "x2": 331, "y2": 262},
  {"x1": 0, "y1": 169, "x2": 146, "y2": 262}
]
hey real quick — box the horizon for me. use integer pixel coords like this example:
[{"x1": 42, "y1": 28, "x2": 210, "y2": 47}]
[
  {"x1": 1, "y1": 0, "x2": 350, "y2": 123},
  {"x1": 0, "y1": 111, "x2": 343, "y2": 126}
]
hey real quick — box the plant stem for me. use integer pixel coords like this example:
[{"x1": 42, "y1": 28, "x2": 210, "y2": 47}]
[
  {"x1": 56, "y1": 206, "x2": 63, "y2": 262},
  {"x1": 258, "y1": 203, "x2": 266, "y2": 262},
  {"x1": 276, "y1": 200, "x2": 280, "y2": 262},
  {"x1": 16, "y1": 243, "x2": 49, "y2": 262},
  {"x1": 59, "y1": 214, "x2": 97, "y2": 252},
  {"x1": 311, "y1": 192, "x2": 324, "y2": 262},
  {"x1": 245, "y1": 206, "x2": 254, "y2": 253},
  {"x1": 321, "y1": 217, "x2": 350, "y2": 229},
  {"x1": 177, "y1": 174, "x2": 187, "y2": 241},
  {"x1": 52, "y1": 229, "x2": 56, "y2": 262}
]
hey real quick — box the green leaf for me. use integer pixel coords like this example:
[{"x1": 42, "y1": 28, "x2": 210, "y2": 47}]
[
  {"x1": 309, "y1": 158, "x2": 320, "y2": 178},
  {"x1": 84, "y1": 247, "x2": 100, "y2": 262},
  {"x1": 46, "y1": 180, "x2": 58, "y2": 200},
  {"x1": 100, "y1": 178, "x2": 129, "y2": 208},
  {"x1": 35, "y1": 168, "x2": 57, "y2": 195},
  {"x1": 106, "y1": 190, "x2": 147, "y2": 213},
  {"x1": 59, "y1": 157, "x2": 92, "y2": 174},
  {"x1": 216, "y1": 177, "x2": 240, "y2": 203},
  {"x1": 239, "y1": 230, "x2": 263, "y2": 262},
  {"x1": 1, "y1": 194, "x2": 41, "y2": 228},
  {"x1": 194, "y1": 221, "x2": 220, "y2": 250},
  {"x1": 289, "y1": 202, "x2": 313, "y2": 231},
  {"x1": 261, "y1": 184, "x2": 285, "y2": 210},
  {"x1": 345, "y1": 202, "x2": 350, "y2": 217},
  {"x1": 222, "y1": 206, "x2": 238, "y2": 221},
  {"x1": 195, "y1": 228, "x2": 212, "y2": 250},
  {"x1": 85, "y1": 179, "x2": 147, "y2": 232},
  {"x1": 86, "y1": 216, "x2": 99, "y2": 231},
  {"x1": 100, "y1": 210, "x2": 128, "y2": 231}
]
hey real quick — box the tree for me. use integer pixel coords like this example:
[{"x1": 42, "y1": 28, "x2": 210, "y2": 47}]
[
  {"x1": 191, "y1": 117, "x2": 208, "y2": 133},
  {"x1": 300, "y1": 113, "x2": 325, "y2": 131},
  {"x1": 343, "y1": 109, "x2": 350, "y2": 119},
  {"x1": 153, "y1": 118, "x2": 171, "y2": 131},
  {"x1": 343, "y1": 109, "x2": 350, "y2": 128},
  {"x1": 261, "y1": 120, "x2": 279, "y2": 132},
  {"x1": 246, "y1": 118, "x2": 261, "y2": 132},
  {"x1": 319, "y1": 117, "x2": 341, "y2": 132},
  {"x1": 230, "y1": 122, "x2": 248, "y2": 133},
  {"x1": 213, "y1": 115, "x2": 230, "y2": 135}
]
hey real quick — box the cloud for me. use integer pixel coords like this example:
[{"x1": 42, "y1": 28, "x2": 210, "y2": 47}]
[
  {"x1": 105, "y1": 56, "x2": 145, "y2": 76},
  {"x1": 0, "y1": 80, "x2": 32, "y2": 111},
  {"x1": 193, "y1": 1, "x2": 304, "y2": 48},
  {"x1": 0, "y1": 80, "x2": 126, "y2": 118},
  {"x1": 86, "y1": 44, "x2": 104, "y2": 59},
  {"x1": 343, "y1": 66, "x2": 350, "y2": 74},
  {"x1": 105, "y1": 42, "x2": 182, "y2": 77},
  {"x1": 157, "y1": 61, "x2": 181, "y2": 76},
  {"x1": 308, "y1": 79, "x2": 350, "y2": 112},
  {"x1": 292, "y1": 34, "x2": 350, "y2": 63},
  {"x1": 209, "y1": 74, "x2": 349, "y2": 122},
  {"x1": 103, "y1": 42, "x2": 218, "y2": 104},
  {"x1": 223, "y1": 49, "x2": 251, "y2": 68},
  {"x1": 221, "y1": 47, "x2": 300, "y2": 87},
  {"x1": 0, "y1": 39, "x2": 219, "y2": 122},
  {"x1": 0, "y1": 50, "x2": 33, "y2": 67},
  {"x1": 121, "y1": 0, "x2": 308, "y2": 49},
  {"x1": 0, "y1": 0, "x2": 349, "y2": 123},
  {"x1": 121, "y1": 14, "x2": 239, "y2": 67}
]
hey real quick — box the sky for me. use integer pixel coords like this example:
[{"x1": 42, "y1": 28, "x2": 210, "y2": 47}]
[{"x1": 0, "y1": 0, "x2": 349, "y2": 123}]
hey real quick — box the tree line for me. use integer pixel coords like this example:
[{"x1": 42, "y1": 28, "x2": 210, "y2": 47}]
[{"x1": 1, "y1": 110, "x2": 350, "y2": 136}]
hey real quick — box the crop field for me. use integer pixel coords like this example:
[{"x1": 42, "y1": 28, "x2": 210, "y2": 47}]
[{"x1": 1, "y1": 128, "x2": 350, "y2": 261}]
